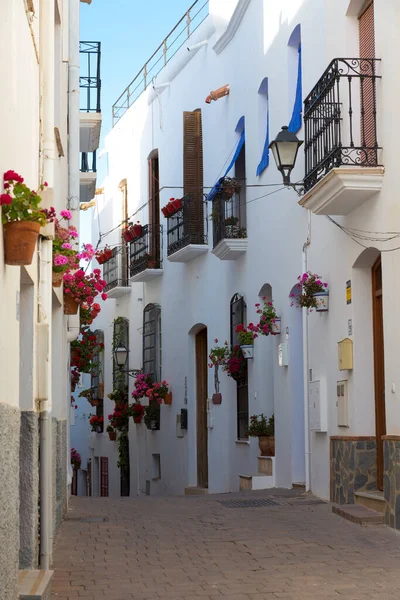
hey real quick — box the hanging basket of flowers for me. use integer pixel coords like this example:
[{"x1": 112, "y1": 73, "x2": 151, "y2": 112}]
[
  {"x1": 131, "y1": 402, "x2": 145, "y2": 423},
  {"x1": 1, "y1": 170, "x2": 49, "y2": 266},
  {"x1": 63, "y1": 268, "x2": 108, "y2": 315},
  {"x1": 291, "y1": 272, "x2": 329, "y2": 311},
  {"x1": 221, "y1": 177, "x2": 241, "y2": 200},
  {"x1": 235, "y1": 324, "x2": 258, "y2": 359},
  {"x1": 89, "y1": 415, "x2": 104, "y2": 433},
  {"x1": 223, "y1": 345, "x2": 247, "y2": 382},
  {"x1": 255, "y1": 298, "x2": 281, "y2": 335}
]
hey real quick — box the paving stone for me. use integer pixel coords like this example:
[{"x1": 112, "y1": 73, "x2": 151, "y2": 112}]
[{"x1": 52, "y1": 491, "x2": 400, "y2": 599}]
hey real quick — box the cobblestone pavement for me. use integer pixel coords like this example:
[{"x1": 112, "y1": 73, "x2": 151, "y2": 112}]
[{"x1": 52, "y1": 488, "x2": 400, "y2": 600}]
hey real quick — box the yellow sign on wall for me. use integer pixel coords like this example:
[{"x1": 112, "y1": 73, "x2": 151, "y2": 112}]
[{"x1": 346, "y1": 280, "x2": 352, "y2": 305}]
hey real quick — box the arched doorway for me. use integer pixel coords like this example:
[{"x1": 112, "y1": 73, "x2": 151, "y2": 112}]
[{"x1": 195, "y1": 327, "x2": 208, "y2": 488}]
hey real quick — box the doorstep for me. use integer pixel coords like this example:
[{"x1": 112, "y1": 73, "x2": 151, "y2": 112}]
[
  {"x1": 184, "y1": 487, "x2": 209, "y2": 495},
  {"x1": 332, "y1": 504, "x2": 384, "y2": 526},
  {"x1": 18, "y1": 570, "x2": 54, "y2": 600},
  {"x1": 354, "y1": 490, "x2": 386, "y2": 514}
]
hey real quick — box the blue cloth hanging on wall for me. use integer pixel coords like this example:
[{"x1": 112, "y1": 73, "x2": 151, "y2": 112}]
[
  {"x1": 207, "y1": 131, "x2": 245, "y2": 201},
  {"x1": 288, "y1": 43, "x2": 302, "y2": 134},
  {"x1": 256, "y1": 109, "x2": 269, "y2": 177}
]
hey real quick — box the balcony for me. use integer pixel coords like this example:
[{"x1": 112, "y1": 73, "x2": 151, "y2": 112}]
[
  {"x1": 80, "y1": 41, "x2": 102, "y2": 153},
  {"x1": 211, "y1": 194, "x2": 247, "y2": 260},
  {"x1": 102, "y1": 246, "x2": 131, "y2": 298},
  {"x1": 80, "y1": 152, "x2": 97, "y2": 204},
  {"x1": 129, "y1": 224, "x2": 163, "y2": 282},
  {"x1": 167, "y1": 198, "x2": 208, "y2": 263},
  {"x1": 300, "y1": 58, "x2": 384, "y2": 216}
]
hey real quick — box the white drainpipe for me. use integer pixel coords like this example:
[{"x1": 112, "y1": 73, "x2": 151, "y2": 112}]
[
  {"x1": 302, "y1": 209, "x2": 311, "y2": 492},
  {"x1": 39, "y1": 0, "x2": 55, "y2": 569}
]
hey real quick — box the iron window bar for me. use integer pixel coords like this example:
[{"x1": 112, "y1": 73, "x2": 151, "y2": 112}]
[
  {"x1": 212, "y1": 192, "x2": 246, "y2": 249},
  {"x1": 303, "y1": 57, "x2": 381, "y2": 192},
  {"x1": 80, "y1": 151, "x2": 97, "y2": 173},
  {"x1": 102, "y1": 246, "x2": 129, "y2": 292},
  {"x1": 79, "y1": 41, "x2": 101, "y2": 113},
  {"x1": 129, "y1": 224, "x2": 163, "y2": 278},
  {"x1": 167, "y1": 196, "x2": 208, "y2": 256}
]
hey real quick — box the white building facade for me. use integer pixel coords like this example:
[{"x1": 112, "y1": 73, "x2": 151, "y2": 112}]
[{"x1": 78, "y1": 0, "x2": 400, "y2": 528}]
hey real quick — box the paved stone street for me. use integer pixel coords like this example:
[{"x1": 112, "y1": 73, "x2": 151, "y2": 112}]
[{"x1": 52, "y1": 489, "x2": 400, "y2": 600}]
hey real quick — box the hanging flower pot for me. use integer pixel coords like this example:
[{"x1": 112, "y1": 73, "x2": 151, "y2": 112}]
[
  {"x1": 52, "y1": 271, "x2": 64, "y2": 287},
  {"x1": 313, "y1": 291, "x2": 329, "y2": 312},
  {"x1": 212, "y1": 393, "x2": 222, "y2": 405},
  {"x1": 271, "y1": 318, "x2": 281, "y2": 335},
  {"x1": 164, "y1": 392, "x2": 172, "y2": 405},
  {"x1": 98, "y1": 382, "x2": 104, "y2": 399},
  {"x1": 240, "y1": 345, "x2": 254, "y2": 359},
  {"x1": 172, "y1": 198, "x2": 182, "y2": 212},
  {"x1": 64, "y1": 294, "x2": 79, "y2": 315},
  {"x1": 132, "y1": 224, "x2": 143, "y2": 238},
  {"x1": 161, "y1": 206, "x2": 170, "y2": 218},
  {"x1": 3, "y1": 221, "x2": 41, "y2": 266},
  {"x1": 122, "y1": 229, "x2": 135, "y2": 243},
  {"x1": 108, "y1": 431, "x2": 117, "y2": 441}
]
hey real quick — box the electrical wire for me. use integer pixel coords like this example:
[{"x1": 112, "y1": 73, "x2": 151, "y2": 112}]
[{"x1": 326, "y1": 216, "x2": 400, "y2": 253}]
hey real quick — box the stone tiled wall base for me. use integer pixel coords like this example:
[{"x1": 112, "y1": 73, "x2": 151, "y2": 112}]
[
  {"x1": 19, "y1": 411, "x2": 39, "y2": 568},
  {"x1": 383, "y1": 438, "x2": 400, "y2": 529},
  {"x1": 0, "y1": 403, "x2": 20, "y2": 600},
  {"x1": 52, "y1": 418, "x2": 68, "y2": 537},
  {"x1": 331, "y1": 437, "x2": 377, "y2": 504}
]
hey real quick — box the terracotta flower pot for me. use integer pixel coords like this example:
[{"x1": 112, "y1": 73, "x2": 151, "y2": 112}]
[
  {"x1": 147, "y1": 258, "x2": 157, "y2": 269},
  {"x1": 162, "y1": 206, "x2": 170, "y2": 218},
  {"x1": 96, "y1": 254, "x2": 106, "y2": 264},
  {"x1": 3, "y1": 221, "x2": 40, "y2": 266},
  {"x1": 164, "y1": 392, "x2": 172, "y2": 405},
  {"x1": 108, "y1": 431, "x2": 117, "y2": 441},
  {"x1": 123, "y1": 229, "x2": 134, "y2": 243},
  {"x1": 132, "y1": 225, "x2": 142, "y2": 238},
  {"x1": 212, "y1": 393, "x2": 222, "y2": 405},
  {"x1": 258, "y1": 435, "x2": 275, "y2": 457},
  {"x1": 64, "y1": 294, "x2": 79, "y2": 315},
  {"x1": 52, "y1": 271, "x2": 64, "y2": 287},
  {"x1": 98, "y1": 383, "x2": 104, "y2": 399},
  {"x1": 172, "y1": 198, "x2": 182, "y2": 211}
]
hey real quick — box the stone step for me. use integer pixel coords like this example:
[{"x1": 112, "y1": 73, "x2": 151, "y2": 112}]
[
  {"x1": 18, "y1": 570, "x2": 54, "y2": 600},
  {"x1": 239, "y1": 474, "x2": 275, "y2": 491},
  {"x1": 184, "y1": 486, "x2": 208, "y2": 495},
  {"x1": 292, "y1": 482, "x2": 306, "y2": 490},
  {"x1": 332, "y1": 504, "x2": 384, "y2": 526},
  {"x1": 257, "y1": 456, "x2": 273, "y2": 475},
  {"x1": 355, "y1": 490, "x2": 385, "y2": 514}
]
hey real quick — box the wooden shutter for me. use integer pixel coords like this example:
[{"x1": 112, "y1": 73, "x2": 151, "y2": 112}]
[
  {"x1": 358, "y1": 1, "x2": 376, "y2": 154},
  {"x1": 183, "y1": 110, "x2": 204, "y2": 242},
  {"x1": 148, "y1": 155, "x2": 160, "y2": 260}
]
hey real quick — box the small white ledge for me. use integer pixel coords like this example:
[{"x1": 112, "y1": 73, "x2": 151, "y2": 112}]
[
  {"x1": 130, "y1": 268, "x2": 163, "y2": 283},
  {"x1": 299, "y1": 166, "x2": 384, "y2": 216},
  {"x1": 106, "y1": 285, "x2": 131, "y2": 298},
  {"x1": 212, "y1": 238, "x2": 247, "y2": 260},
  {"x1": 167, "y1": 244, "x2": 208, "y2": 263}
]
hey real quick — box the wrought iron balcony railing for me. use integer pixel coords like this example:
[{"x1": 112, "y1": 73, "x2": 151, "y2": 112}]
[
  {"x1": 80, "y1": 41, "x2": 101, "y2": 113},
  {"x1": 304, "y1": 58, "x2": 381, "y2": 192},
  {"x1": 167, "y1": 199, "x2": 208, "y2": 256},
  {"x1": 212, "y1": 194, "x2": 246, "y2": 249},
  {"x1": 112, "y1": 0, "x2": 209, "y2": 125},
  {"x1": 80, "y1": 151, "x2": 97, "y2": 173},
  {"x1": 103, "y1": 246, "x2": 129, "y2": 291},
  {"x1": 129, "y1": 224, "x2": 163, "y2": 277}
]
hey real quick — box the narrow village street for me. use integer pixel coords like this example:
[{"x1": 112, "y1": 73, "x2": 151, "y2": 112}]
[{"x1": 52, "y1": 489, "x2": 400, "y2": 600}]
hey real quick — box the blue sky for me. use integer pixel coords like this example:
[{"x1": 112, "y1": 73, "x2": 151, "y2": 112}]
[{"x1": 80, "y1": 0, "x2": 193, "y2": 181}]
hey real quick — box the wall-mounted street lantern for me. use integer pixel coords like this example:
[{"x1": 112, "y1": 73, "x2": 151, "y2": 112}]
[
  {"x1": 113, "y1": 345, "x2": 141, "y2": 378},
  {"x1": 269, "y1": 126, "x2": 303, "y2": 187}
]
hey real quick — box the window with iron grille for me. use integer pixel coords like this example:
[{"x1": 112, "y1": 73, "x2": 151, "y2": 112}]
[
  {"x1": 143, "y1": 304, "x2": 162, "y2": 429},
  {"x1": 91, "y1": 330, "x2": 104, "y2": 420},
  {"x1": 112, "y1": 317, "x2": 129, "y2": 394},
  {"x1": 230, "y1": 294, "x2": 249, "y2": 439}
]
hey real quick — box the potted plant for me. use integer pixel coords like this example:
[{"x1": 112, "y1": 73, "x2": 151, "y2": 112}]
[
  {"x1": 1, "y1": 170, "x2": 49, "y2": 265},
  {"x1": 147, "y1": 380, "x2": 171, "y2": 405},
  {"x1": 79, "y1": 387, "x2": 99, "y2": 407},
  {"x1": 221, "y1": 176, "x2": 241, "y2": 200},
  {"x1": 80, "y1": 302, "x2": 101, "y2": 326},
  {"x1": 144, "y1": 405, "x2": 159, "y2": 430},
  {"x1": 63, "y1": 268, "x2": 108, "y2": 315},
  {"x1": 235, "y1": 324, "x2": 258, "y2": 359},
  {"x1": 123, "y1": 221, "x2": 142, "y2": 243},
  {"x1": 95, "y1": 245, "x2": 113, "y2": 264},
  {"x1": 106, "y1": 425, "x2": 117, "y2": 441},
  {"x1": 108, "y1": 404, "x2": 130, "y2": 434},
  {"x1": 131, "y1": 402, "x2": 145, "y2": 423},
  {"x1": 51, "y1": 210, "x2": 80, "y2": 286},
  {"x1": 71, "y1": 330, "x2": 104, "y2": 375},
  {"x1": 247, "y1": 413, "x2": 275, "y2": 456},
  {"x1": 108, "y1": 388, "x2": 128, "y2": 406},
  {"x1": 291, "y1": 272, "x2": 329, "y2": 311},
  {"x1": 208, "y1": 339, "x2": 229, "y2": 404},
  {"x1": 70, "y1": 448, "x2": 81, "y2": 469},
  {"x1": 255, "y1": 298, "x2": 281, "y2": 335},
  {"x1": 131, "y1": 373, "x2": 153, "y2": 401},
  {"x1": 89, "y1": 414, "x2": 104, "y2": 433},
  {"x1": 223, "y1": 345, "x2": 247, "y2": 382},
  {"x1": 70, "y1": 368, "x2": 80, "y2": 392}
]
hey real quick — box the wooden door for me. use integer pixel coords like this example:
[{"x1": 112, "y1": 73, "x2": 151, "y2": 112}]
[
  {"x1": 372, "y1": 256, "x2": 385, "y2": 490},
  {"x1": 100, "y1": 457, "x2": 109, "y2": 497},
  {"x1": 196, "y1": 328, "x2": 208, "y2": 488}
]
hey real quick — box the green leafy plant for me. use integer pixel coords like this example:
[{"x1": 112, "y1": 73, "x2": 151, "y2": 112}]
[
  {"x1": 235, "y1": 324, "x2": 258, "y2": 345},
  {"x1": 1, "y1": 170, "x2": 48, "y2": 225},
  {"x1": 144, "y1": 405, "x2": 159, "y2": 430},
  {"x1": 291, "y1": 272, "x2": 328, "y2": 309},
  {"x1": 255, "y1": 298, "x2": 279, "y2": 336},
  {"x1": 247, "y1": 413, "x2": 274, "y2": 437}
]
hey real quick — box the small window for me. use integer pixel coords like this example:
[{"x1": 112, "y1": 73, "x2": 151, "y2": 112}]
[{"x1": 143, "y1": 304, "x2": 162, "y2": 430}]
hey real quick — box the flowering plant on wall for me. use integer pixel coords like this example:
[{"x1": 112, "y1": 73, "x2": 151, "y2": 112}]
[
  {"x1": 146, "y1": 381, "x2": 170, "y2": 404},
  {"x1": 1, "y1": 170, "x2": 49, "y2": 225},
  {"x1": 89, "y1": 414, "x2": 104, "y2": 433},
  {"x1": 161, "y1": 197, "x2": 184, "y2": 218},
  {"x1": 108, "y1": 404, "x2": 130, "y2": 432},
  {"x1": 291, "y1": 272, "x2": 328, "y2": 309},
  {"x1": 70, "y1": 448, "x2": 81, "y2": 468},
  {"x1": 70, "y1": 329, "x2": 104, "y2": 374},
  {"x1": 63, "y1": 268, "x2": 108, "y2": 306},
  {"x1": 208, "y1": 339, "x2": 229, "y2": 395},
  {"x1": 95, "y1": 245, "x2": 113, "y2": 264},
  {"x1": 122, "y1": 221, "x2": 142, "y2": 243},
  {"x1": 131, "y1": 373, "x2": 153, "y2": 400},
  {"x1": 80, "y1": 302, "x2": 101, "y2": 326},
  {"x1": 51, "y1": 210, "x2": 80, "y2": 281},
  {"x1": 131, "y1": 402, "x2": 145, "y2": 423},
  {"x1": 224, "y1": 345, "x2": 247, "y2": 382},
  {"x1": 235, "y1": 324, "x2": 258, "y2": 346},
  {"x1": 255, "y1": 299, "x2": 280, "y2": 335}
]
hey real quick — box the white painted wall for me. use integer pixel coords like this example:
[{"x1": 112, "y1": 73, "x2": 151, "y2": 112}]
[{"x1": 79, "y1": 0, "x2": 400, "y2": 501}]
